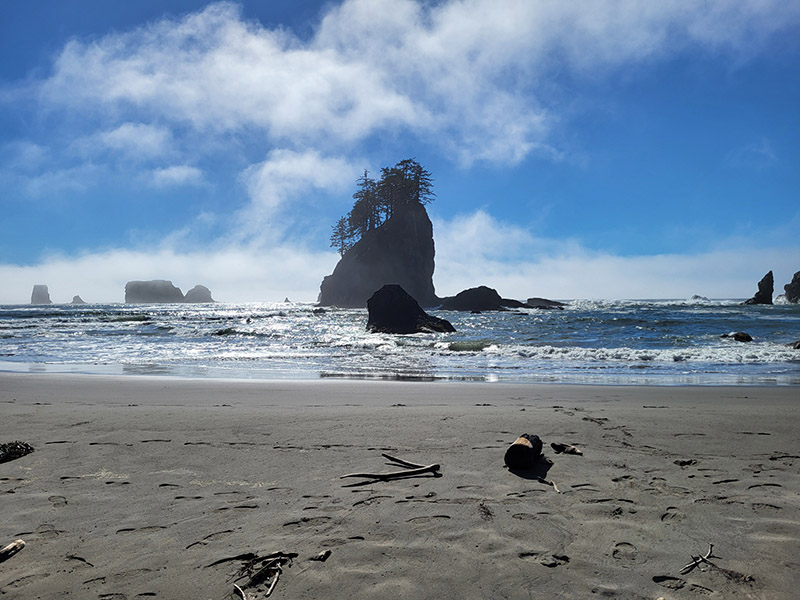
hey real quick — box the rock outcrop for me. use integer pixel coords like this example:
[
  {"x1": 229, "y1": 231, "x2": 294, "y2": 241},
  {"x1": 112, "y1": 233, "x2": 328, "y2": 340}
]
[
  {"x1": 438, "y1": 286, "x2": 558, "y2": 312},
  {"x1": 71, "y1": 295, "x2": 86, "y2": 304},
  {"x1": 31, "y1": 285, "x2": 52, "y2": 304},
  {"x1": 744, "y1": 271, "x2": 773, "y2": 305},
  {"x1": 722, "y1": 331, "x2": 753, "y2": 342},
  {"x1": 526, "y1": 297, "x2": 566, "y2": 310},
  {"x1": 784, "y1": 271, "x2": 800, "y2": 303},
  {"x1": 319, "y1": 202, "x2": 438, "y2": 308},
  {"x1": 440, "y1": 286, "x2": 505, "y2": 311},
  {"x1": 184, "y1": 285, "x2": 215, "y2": 303},
  {"x1": 125, "y1": 280, "x2": 185, "y2": 303},
  {"x1": 366, "y1": 285, "x2": 455, "y2": 334}
]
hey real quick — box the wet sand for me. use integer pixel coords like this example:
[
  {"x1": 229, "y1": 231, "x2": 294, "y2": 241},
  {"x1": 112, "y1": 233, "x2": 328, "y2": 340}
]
[{"x1": 1, "y1": 373, "x2": 798, "y2": 598}]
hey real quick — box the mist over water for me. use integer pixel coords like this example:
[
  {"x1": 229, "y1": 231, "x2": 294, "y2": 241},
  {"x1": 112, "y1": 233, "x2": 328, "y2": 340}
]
[{"x1": 1, "y1": 299, "x2": 798, "y2": 385}]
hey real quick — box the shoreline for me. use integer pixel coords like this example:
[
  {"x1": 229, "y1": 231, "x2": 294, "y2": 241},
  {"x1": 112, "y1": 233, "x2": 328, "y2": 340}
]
[{"x1": 1, "y1": 373, "x2": 798, "y2": 598}]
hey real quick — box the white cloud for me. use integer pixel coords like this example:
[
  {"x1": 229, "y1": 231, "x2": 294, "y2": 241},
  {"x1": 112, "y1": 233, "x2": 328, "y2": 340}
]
[
  {"x1": 34, "y1": 0, "x2": 800, "y2": 167},
  {"x1": 96, "y1": 123, "x2": 173, "y2": 159},
  {"x1": 150, "y1": 165, "x2": 204, "y2": 187},
  {"x1": 432, "y1": 210, "x2": 800, "y2": 300},
  {"x1": 238, "y1": 148, "x2": 360, "y2": 241}
]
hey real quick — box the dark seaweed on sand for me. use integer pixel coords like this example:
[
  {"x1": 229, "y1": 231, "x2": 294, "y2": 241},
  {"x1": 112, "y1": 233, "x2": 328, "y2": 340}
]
[{"x1": 0, "y1": 441, "x2": 34, "y2": 464}]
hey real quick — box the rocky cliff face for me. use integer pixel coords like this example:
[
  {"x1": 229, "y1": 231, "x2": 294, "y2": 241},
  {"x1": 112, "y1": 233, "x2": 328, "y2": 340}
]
[
  {"x1": 744, "y1": 271, "x2": 773, "y2": 305},
  {"x1": 785, "y1": 271, "x2": 800, "y2": 303},
  {"x1": 318, "y1": 202, "x2": 438, "y2": 308},
  {"x1": 125, "y1": 280, "x2": 185, "y2": 303},
  {"x1": 184, "y1": 285, "x2": 215, "y2": 303},
  {"x1": 31, "y1": 285, "x2": 52, "y2": 304}
]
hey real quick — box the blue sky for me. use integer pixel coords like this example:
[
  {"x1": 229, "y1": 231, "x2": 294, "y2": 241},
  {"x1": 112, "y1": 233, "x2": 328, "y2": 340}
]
[{"x1": 1, "y1": 0, "x2": 799, "y2": 303}]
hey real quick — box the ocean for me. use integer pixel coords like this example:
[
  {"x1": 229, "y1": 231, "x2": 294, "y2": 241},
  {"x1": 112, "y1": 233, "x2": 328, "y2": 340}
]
[{"x1": 1, "y1": 299, "x2": 798, "y2": 385}]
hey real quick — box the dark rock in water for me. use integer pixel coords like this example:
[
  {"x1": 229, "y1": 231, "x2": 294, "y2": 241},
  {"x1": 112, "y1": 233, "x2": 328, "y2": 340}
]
[
  {"x1": 0, "y1": 441, "x2": 34, "y2": 464},
  {"x1": 184, "y1": 285, "x2": 214, "y2": 303},
  {"x1": 312, "y1": 308, "x2": 326, "y2": 315},
  {"x1": 722, "y1": 331, "x2": 753, "y2": 342},
  {"x1": 504, "y1": 434, "x2": 543, "y2": 470},
  {"x1": 319, "y1": 203, "x2": 438, "y2": 308},
  {"x1": 125, "y1": 280, "x2": 184, "y2": 303},
  {"x1": 440, "y1": 286, "x2": 505, "y2": 311},
  {"x1": 744, "y1": 271, "x2": 773, "y2": 305},
  {"x1": 791, "y1": 340, "x2": 800, "y2": 350},
  {"x1": 526, "y1": 297, "x2": 566, "y2": 310},
  {"x1": 366, "y1": 284, "x2": 455, "y2": 334},
  {"x1": 31, "y1": 284, "x2": 52, "y2": 304},
  {"x1": 71, "y1": 295, "x2": 86, "y2": 304},
  {"x1": 784, "y1": 271, "x2": 800, "y2": 303}
]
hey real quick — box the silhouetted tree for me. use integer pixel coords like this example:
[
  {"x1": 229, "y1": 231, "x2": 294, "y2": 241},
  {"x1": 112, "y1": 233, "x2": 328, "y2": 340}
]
[
  {"x1": 330, "y1": 216, "x2": 353, "y2": 256},
  {"x1": 332, "y1": 159, "x2": 434, "y2": 254}
]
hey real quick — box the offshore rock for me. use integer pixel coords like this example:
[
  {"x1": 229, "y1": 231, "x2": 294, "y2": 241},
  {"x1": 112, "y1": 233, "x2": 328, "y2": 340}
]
[
  {"x1": 125, "y1": 280, "x2": 184, "y2": 303},
  {"x1": 319, "y1": 202, "x2": 438, "y2": 308},
  {"x1": 366, "y1": 284, "x2": 455, "y2": 334},
  {"x1": 440, "y1": 286, "x2": 505, "y2": 311},
  {"x1": 722, "y1": 331, "x2": 753, "y2": 343},
  {"x1": 184, "y1": 285, "x2": 215, "y2": 303},
  {"x1": 31, "y1": 285, "x2": 52, "y2": 304},
  {"x1": 71, "y1": 295, "x2": 86, "y2": 304},
  {"x1": 744, "y1": 271, "x2": 773, "y2": 305},
  {"x1": 526, "y1": 297, "x2": 567, "y2": 310},
  {"x1": 784, "y1": 271, "x2": 800, "y2": 303}
]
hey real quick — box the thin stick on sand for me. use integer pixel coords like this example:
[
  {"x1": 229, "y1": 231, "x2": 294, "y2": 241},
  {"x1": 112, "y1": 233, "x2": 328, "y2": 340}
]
[{"x1": 341, "y1": 454, "x2": 440, "y2": 481}]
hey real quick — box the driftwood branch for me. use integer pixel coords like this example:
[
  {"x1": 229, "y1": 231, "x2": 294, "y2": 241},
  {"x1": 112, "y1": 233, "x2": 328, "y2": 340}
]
[
  {"x1": 681, "y1": 544, "x2": 717, "y2": 574},
  {"x1": 341, "y1": 463, "x2": 440, "y2": 481},
  {"x1": 381, "y1": 453, "x2": 426, "y2": 469},
  {"x1": 0, "y1": 539, "x2": 25, "y2": 564},
  {"x1": 341, "y1": 453, "x2": 441, "y2": 482}
]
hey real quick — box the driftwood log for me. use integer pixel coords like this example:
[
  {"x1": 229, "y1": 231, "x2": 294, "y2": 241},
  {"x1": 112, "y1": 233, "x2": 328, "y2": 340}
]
[
  {"x1": 0, "y1": 539, "x2": 25, "y2": 564},
  {"x1": 504, "y1": 434, "x2": 543, "y2": 470}
]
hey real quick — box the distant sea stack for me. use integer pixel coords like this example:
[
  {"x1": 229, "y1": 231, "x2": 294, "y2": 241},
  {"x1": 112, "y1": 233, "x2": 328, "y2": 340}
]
[
  {"x1": 184, "y1": 285, "x2": 215, "y2": 303},
  {"x1": 785, "y1": 271, "x2": 800, "y2": 303},
  {"x1": 319, "y1": 200, "x2": 438, "y2": 308},
  {"x1": 71, "y1": 295, "x2": 86, "y2": 304},
  {"x1": 31, "y1": 285, "x2": 52, "y2": 304},
  {"x1": 744, "y1": 271, "x2": 773, "y2": 305},
  {"x1": 125, "y1": 280, "x2": 185, "y2": 303}
]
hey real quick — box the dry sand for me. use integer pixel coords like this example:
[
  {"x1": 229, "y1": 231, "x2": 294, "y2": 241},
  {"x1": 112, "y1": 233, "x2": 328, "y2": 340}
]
[{"x1": 1, "y1": 373, "x2": 798, "y2": 599}]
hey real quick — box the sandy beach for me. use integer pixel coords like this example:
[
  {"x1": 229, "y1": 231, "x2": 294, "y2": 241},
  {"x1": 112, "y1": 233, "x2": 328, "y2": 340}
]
[{"x1": 1, "y1": 373, "x2": 798, "y2": 599}]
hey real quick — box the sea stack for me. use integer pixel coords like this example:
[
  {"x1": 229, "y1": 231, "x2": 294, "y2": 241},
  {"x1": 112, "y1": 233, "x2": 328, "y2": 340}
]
[
  {"x1": 319, "y1": 202, "x2": 438, "y2": 308},
  {"x1": 125, "y1": 280, "x2": 185, "y2": 303},
  {"x1": 31, "y1": 285, "x2": 52, "y2": 304},
  {"x1": 184, "y1": 285, "x2": 215, "y2": 303},
  {"x1": 71, "y1": 295, "x2": 87, "y2": 304},
  {"x1": 784, "y1": 271, "x2": 800, "y2": 303},
  {"x1": 744, "y1": 271, "x2": 773, "y2": 305}
]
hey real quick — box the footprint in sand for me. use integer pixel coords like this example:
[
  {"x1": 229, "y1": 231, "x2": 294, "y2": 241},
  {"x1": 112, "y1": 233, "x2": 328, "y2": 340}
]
[
  {"x1": 660, "y1": 506, "x2": 684, "y2": 522},
  {"x1": 519, "y1": 552, "x2": 570, "y2": 568},
  {"x1": 283, "y1": 516, "x2": 331, "y2": 528},
  {"x1": 406, "y1": 515, "x2": 451, "y2": 523},
  {"x1": 48, "y1": 495, "x2": 68, "y2": 507},
  {"x1": 652, "y1": 575, "x2": 685, "y2": 590},
  {"x1": 612, "y1": 542, "x2": 643, "y2": 564}
]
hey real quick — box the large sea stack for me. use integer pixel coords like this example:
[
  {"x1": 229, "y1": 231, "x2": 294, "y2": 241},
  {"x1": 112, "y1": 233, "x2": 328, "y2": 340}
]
[
  {"x1": 184, "y1": 285, "x2": 215, "y2": 303},
  {"x1": 125, "y1": 280, "x2": 185, "y2": 303},
  {"x1": 744, "y1": 271, "x2": 773, "y2": 305},
  {"x1": 30, "y1": 285, "x2": 52, "y2": 304},
  {"x1": 319, "y1": 202, "x2": 438, "y2": 308},
  {"x1": 784, "y1": 271, "x2": 800, "y2": 303}
]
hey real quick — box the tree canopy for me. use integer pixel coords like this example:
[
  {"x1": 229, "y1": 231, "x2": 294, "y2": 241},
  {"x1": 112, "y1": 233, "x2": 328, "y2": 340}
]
[{"x1": 330, "y1": 158, "x2": 435, "y2": 256}]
